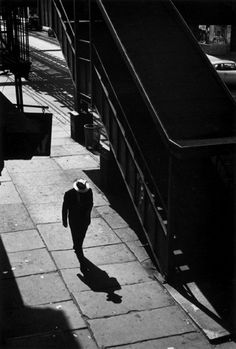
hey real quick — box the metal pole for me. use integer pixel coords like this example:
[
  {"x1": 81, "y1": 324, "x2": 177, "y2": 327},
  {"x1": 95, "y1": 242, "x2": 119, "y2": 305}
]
[
  {"x1": 15, "y1": 75, "x2": 24, "y2": 112},
  {"x1": 89, "y1": 0, "x2": 93, "y2": 109},
  {"x1": 73, "y1": 0, "x2": 81, "y2": 112}
]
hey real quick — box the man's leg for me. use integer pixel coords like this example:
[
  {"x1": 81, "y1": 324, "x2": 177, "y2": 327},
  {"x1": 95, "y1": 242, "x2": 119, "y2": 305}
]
[
  {"x1": 71, "y1": 225, "x2": 88, "y2": 265},
  {"x1": 70, "y1": 227, "x2": 80, "y2": 253}
]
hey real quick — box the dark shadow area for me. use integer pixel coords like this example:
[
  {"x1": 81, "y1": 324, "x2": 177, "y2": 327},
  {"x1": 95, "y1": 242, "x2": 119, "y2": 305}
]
[
  {"x1": 168, "y1": 157, "x2": 236, "y2": 342},
  {"x1": 84, "y1": 168, "x2": 148, "y2": 246},
  {"x1": 0, "y1": 237, "x2": 81, "y2": 348},
  {"x1": 29, "y1": 30, "x2": 59, "y2": 46},
  {"x1": 170, "y1": 275, "x2": 236, "y2": 343},
  {"x1": 228, "y1": 86, "x2": 236, "y2": 101},
  {"x1": 27, "y1": 47, "x2": 75, "y2": 111},
  {"x1": 77, "y1": 258, "x2": 122, "y2": 304}
]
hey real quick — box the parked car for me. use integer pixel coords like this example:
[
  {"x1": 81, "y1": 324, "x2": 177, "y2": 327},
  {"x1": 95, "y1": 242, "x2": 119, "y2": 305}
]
[{"x1": 207, "y1": 55, "x2": 236, "y2": 85}]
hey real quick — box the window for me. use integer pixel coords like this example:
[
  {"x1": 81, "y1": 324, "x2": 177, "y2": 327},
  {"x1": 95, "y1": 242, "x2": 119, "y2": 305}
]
[{"x1": 222, "y1": 63, "x2": 236, "y2": 71}]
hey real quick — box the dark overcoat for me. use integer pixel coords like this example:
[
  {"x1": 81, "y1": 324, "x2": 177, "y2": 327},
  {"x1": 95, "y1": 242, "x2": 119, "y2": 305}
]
[{"x1": 62, "y1": 188, "x2": 93, "y2": 229}]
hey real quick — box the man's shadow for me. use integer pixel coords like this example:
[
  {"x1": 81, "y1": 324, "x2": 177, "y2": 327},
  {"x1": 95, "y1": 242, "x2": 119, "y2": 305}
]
[{"x1": 77, "y1": 258, "x2": 122, "y2": 304}]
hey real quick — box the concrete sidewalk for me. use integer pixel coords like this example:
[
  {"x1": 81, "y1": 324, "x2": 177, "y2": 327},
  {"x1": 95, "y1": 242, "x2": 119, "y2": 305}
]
[
  {"x1": 0, "y1": 117, "x2": 214, "y2": 349},
  {"x1": 0, "y1": 32, "x2": 235, "y2": 349}
]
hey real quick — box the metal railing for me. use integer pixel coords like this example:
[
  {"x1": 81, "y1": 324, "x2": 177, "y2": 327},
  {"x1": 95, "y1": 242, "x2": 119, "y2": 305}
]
[
  {"x1": 92, "y1": 46, "x2": 171, "y2": 276},
  {"x1": 51, "y1": 0, "x2": 76, "y2": 83},
  {"x1": 51, "y1": 0, "x2": 91, "y2": 103},
  {"x1": 0, "y1": 6, "x2": 30, "y2": 75}
]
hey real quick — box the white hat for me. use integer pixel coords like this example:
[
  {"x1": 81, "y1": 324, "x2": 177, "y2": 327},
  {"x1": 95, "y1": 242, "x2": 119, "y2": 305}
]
[{"x1": 73, "y1": 179, "x2": 90, "y2": 193}]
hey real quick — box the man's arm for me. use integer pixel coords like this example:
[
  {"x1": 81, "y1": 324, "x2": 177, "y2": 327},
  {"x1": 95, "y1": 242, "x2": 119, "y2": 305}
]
[
  {"x1": 88, "y1": 189, "x2": 93, "y2": 213},
  {"x1": 62, "y1": 194, "x2": 68, "y2": 227}
]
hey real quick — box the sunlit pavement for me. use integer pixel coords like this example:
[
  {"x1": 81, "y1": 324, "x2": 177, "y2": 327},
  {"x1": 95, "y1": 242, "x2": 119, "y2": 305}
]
[{"x1": 0, "y1": 32, "x2": 235, "y2": 349}]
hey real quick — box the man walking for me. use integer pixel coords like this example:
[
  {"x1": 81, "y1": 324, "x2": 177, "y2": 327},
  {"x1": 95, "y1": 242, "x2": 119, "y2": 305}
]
[{"x1": 62, "y1": 178, "x2": 93, "y2": 268}]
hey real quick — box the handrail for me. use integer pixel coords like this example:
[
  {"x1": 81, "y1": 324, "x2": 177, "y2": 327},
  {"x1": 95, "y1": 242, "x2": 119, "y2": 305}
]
[
  {"x1": 93, "y1": 64, "x2": 169, "y2": 274},
  {"x1": 93, "y1": 44, "x2": 168, "y2": 213},
  {"x1": 176, "y1": 136, "x2": 236, "y2": 149},
  {"x1": 54, "y1": 0, "x2": 75, "y2": 41},
  {"x1": 95, "y1": 0, "x2": 171, "y2": 144},
  {"x1": 52, "y1": 0, "x2": 75, "y2": 53},
  {"x1": 50, "y1": 0, "x2": 91, "y2": 102},
  {"x1": 103, "y1": 86, "x2": 168, "y2": 235}
]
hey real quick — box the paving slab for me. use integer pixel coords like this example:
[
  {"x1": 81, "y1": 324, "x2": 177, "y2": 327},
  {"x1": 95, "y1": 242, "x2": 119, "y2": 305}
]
[
  {"x1": 109, "y1": 332, "x2": 213, "y2": 349},
  {"x1": 0, "y1": 203, "x2": 35, "y2": 233},
  {"x1": 84, "y1": 243, "x2": 136, "y2": 265},
  {"x1": 37, "y1": 223, "x2": 72, "y2": 250},
  {"x1": 61, "y1": 265, "x2": 123, "y2": 295},
  {"x1": 0, "y1": 182, "x2": 22, "y2": 204},
  {"x1": 10, "y1": 272, "x2": 70, "y2": 306},
  {"x1": 10, "y1": 168, "x2": 68, "y2": 186},
  {"x1": 99, "y1": 261, "x2": 153, "y2": 285},
  {"x1": 52, "y1": 244, "x2": 136, "y2": 269},
  {"x1": 29, "y1": 35, "x2": 61, "y2": 51},
  {"x1": 15, "y1": 184, "x2": 66, "y2": 205},
  {"x1": 88, "y1": 306, "x2": 195, "y2": 347},
  {"x1": 1, "y1": 229, "x2": 45, "y2": 252},
  {"x1": 52, "y1": 249, "x2": 79, "y2": 269},
  {"x1": 216, "y1": 341, "x2": 236, "y2": 349},
  {"x1": 0, "y1": 167, "x2": 11, "y2": 182},
  {"x1": 6, "y1": 328, "x2": 98, "y2": 349},
  {"x1": 61, "y1": 261, "x2": 152, "y2": 295},
  {"x1": 114, "y1": 227, "x2": 140, "y2": 242},
  {"x1": 5, "y1": 158, "x2": 61, "y2": 173},
  {"x1": 51, "y1": 130, "x2": 69, "y2": 138},
  {"x1": 51, "y1": 137, "x2": 76, "y2": 146},
  {"x1": 96, "y1": 205, "x2": 129, "y2": 229},
  {"x1": 51, "y1": 124, "x2": 66, "y2": 132},
  {"x1": 54, "y1": 154, "x2": 99, "y2": 170},
  {"x1": 4, "y1": 300, "x2": 86, "y2": 339},
  {"x1": 141, "y1": 258, "x2": 160, "y2": 279},
  {"x1": 92, "y1": 191, "x2": 109, "y2": 207},
  {"x1": 73, "y1": 281, "x2": 174, "y2": 319},
  {"x1": 126, "y1": 240, "x2": 150, "y2": 263},
  {"x1": 68, "y1": 329, "x2": 98, "y2": 349},
  {"x1": 51, "y1": 130, "x2": 68, "y2": 138},
  {"x1": 26, "y1": 201, "x2": 62, "y2": 224},
  {"x1": 51, "y1": 143, "x2": 88, "y2": 157},
  {"x1": 9, "y1": 171, "x2": 69, "y2": 206},
  {"x1": 61, "y1": 268, "x2": 87, "y2": 293},
  {"x1": 5, "y1": 248, "x2": 56, "y2": 278},
  {"x1": 84, "y1": 217, "x2": 121, "y2": 247},
  {"x1": 62, "y1": 168, "x2": 93, "y2": 182}
]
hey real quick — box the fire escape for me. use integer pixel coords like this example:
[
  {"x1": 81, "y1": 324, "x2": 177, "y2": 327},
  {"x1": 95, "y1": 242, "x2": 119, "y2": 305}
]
[
  {"x1": 0, "y1": 0, "x2": 52, "y2": 174},
  {"x1": 0, "y1": 3, "x2": 31, "y2": 111}
]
